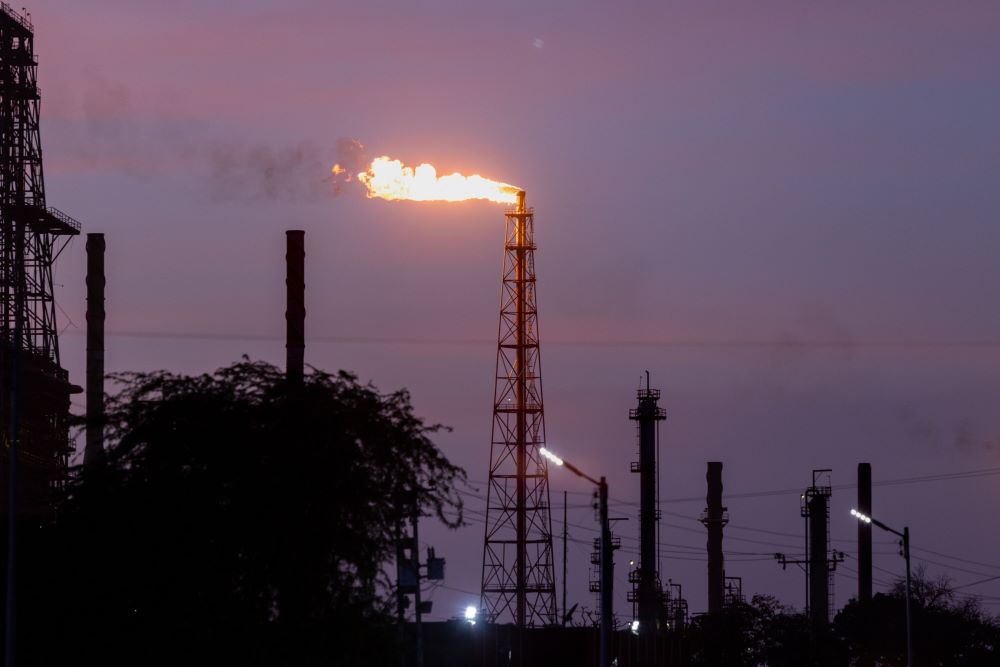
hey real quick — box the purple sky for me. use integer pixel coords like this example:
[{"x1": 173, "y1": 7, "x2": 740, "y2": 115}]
[{"x1": 30, "y1": 0, "x2": 1000, "y2": 622}]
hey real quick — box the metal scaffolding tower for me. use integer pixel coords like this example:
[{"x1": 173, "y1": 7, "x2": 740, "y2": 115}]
[
  {"x1": 481, "y1": 191, "x2": 557, "y2": 626},
  {"x1": 0, "y1": 2, "x2": 80, "y2": 516}
]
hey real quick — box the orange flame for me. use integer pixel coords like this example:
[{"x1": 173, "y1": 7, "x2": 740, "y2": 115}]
[{"x1": 337, "y1": 155, "x2": 520, "y2": 204}]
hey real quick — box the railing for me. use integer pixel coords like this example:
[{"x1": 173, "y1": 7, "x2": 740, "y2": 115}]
[
  {"x1": 0, "y1": 2, "x2": 32, "y2": 31},
  {"x1": 45, "y1": 206, "x2": 82, "y2": 233}
]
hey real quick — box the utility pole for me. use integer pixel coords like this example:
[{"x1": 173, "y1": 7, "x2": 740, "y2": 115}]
[
  {"x1": 857, "y1": 463, "x2": 872, "y2": 603},
  {"x1": 539, "y1": 447, "x2": 615, "y2": 667},
  {"x1": 851, "y1": 509, "x2": 912, "y2": 667},
  {"x1": 562, "y1": 490, "x2": 568, "y2": 627},
  {"x1": 412, "y1": 509, "x2": 424, "y2": 667},
  {"x1": 396, "y1": 519, "x2": 407, "y2": 667},
  {"x1": 903, "y1": 527, "x2": 912, "y2": 667},
  {"x1": 599, "y1": 477, "x2": 612, "y2": 667}
]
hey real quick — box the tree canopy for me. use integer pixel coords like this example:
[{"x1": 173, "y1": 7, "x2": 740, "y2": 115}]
[
  {"x1": 16, "y1": 360, "x2": 465, "y2": 666},
  {"x1": 687, "y1": 572, "x2": 1000, "y2": 666}
]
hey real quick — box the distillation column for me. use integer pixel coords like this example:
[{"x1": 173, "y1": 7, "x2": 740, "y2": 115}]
[{"x1": 629, "y1": 373, "x2": 666, "y2": 633}]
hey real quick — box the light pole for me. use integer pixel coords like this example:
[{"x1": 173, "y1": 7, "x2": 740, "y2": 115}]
[
  {"x1": 851, "y1": 509, "x2": 912, "y2": 667},
  {"x1": 540, "y1": 447, "x2": 612, "y2": 667}
]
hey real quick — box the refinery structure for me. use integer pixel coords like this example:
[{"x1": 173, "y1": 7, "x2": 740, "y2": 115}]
[
  {"x1": 0, "y1": 3, "x2": 80, "y2": 518},
  {"x1": 480, "y1": 191, "x2": 558, "y2": 627},
  {"x1": 0, "y1": 5, "x2": 928, "y2": 667}
]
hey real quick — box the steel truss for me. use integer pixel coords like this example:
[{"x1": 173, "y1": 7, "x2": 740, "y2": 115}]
[
  {"x1": 481, "y1": 192, "x2": 557, "y2": 626},
  {"x1": 0, "y1": 3, "x2": 80, "y2": 513}
]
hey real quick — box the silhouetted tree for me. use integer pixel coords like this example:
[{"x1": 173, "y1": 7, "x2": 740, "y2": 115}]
[
  {"x1": 17, "y1": 360, "x2": 465, "y2": 666},
  {"x1": 835, "y1": 567, "x2": 1000, "y2": 666},
  {"x1": 688, "y1": 594, "x2": 834, "y2": 666}
]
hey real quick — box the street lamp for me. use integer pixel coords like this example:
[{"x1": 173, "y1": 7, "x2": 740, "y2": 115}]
[
  {"x1": 851, "y1": 509, "x2": 912, "y2": 667},
  {"x1": 464, "y1": 606, "x2": 478, "y2": 626},
  {"x1": 540, "y1": 447, "x2": 613, "y2": 667}
]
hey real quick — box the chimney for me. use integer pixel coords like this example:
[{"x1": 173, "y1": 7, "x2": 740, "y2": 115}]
[
  {"x1": 83, "y1": 233, "x2": 105, "y2": 469},
  {"x1": 702, "y1": 462, "x2": 726, "y2": 613},
  {"x1": 285, "y1": 230, "x2": 305, "y2": 382},
  {"x1": 858, "y1": 463, "x2": 872, "y2": 603},
  {"x1": 807, "y1": 485, "x2": 830, "y2": 629}
]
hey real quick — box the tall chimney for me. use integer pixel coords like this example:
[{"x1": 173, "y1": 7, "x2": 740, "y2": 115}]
[
  {"x1": 83, "y1": 233, "x2": 105, "y2": 468},
  {"x1": 807, "y1": 489, "x2": 830, "y2": 629},
  {"x1": 858, "y1": 463, "x2": 872, "y2": 603},
  {"x1": 285, "y1": 230, "x2": 305, "y2": 382},
  {"x1": 702, "y1": 462, "x2": 727, "y2": 613}
]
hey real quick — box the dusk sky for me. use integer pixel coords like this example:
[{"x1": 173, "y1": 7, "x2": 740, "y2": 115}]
[{"x1": 29, "y1": 0, "x2": 1000, "y2": 622}]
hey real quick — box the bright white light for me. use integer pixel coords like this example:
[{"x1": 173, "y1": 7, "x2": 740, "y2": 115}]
[
  {"x1": 464, "y1": 606, "x2": 477, "y2": 621},
  {"x1": 539, "y1": 447, "x2": 564, "y2": 466},
  {"x1": 630, "y1": 620, "x2": 640, "y2": 635},
  {"x1": 850, "y1": 509, "x2": 873, "y2": 524}
]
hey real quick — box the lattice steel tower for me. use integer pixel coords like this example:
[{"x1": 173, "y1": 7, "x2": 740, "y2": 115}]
[
  {"x1": 0, "y1": 3, "x2": 81, "y2": 516},
  {"x1": 481, "y1": 191, "x2": 557, "y2": 626}
]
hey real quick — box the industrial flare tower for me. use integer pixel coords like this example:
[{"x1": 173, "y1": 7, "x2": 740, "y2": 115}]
[
  {"x1": 0, "y1": 3, "x2": 80, "y2": 515},
  {"x1": 481, "y1": 191, "x2": 557, "y2": 626}
]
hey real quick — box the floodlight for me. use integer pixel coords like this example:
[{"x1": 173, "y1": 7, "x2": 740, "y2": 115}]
[{"x1": 539, "y1": 447, "x2": 564, "y2": 466}]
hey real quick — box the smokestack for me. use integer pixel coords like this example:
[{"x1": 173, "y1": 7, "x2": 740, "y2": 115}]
[
  {"x1": 808, "y1": 490, "x2": 830, "y2": 629},
  {"x1": 858, "y1": 463, "x2": 872, "y2": 603},
  {"x1": 702, "y1": 462, "x2": 726, "y2": 613},
  {"x1": 83, "y1": 233, "x2": 105, "y2": 469},
  {"x1": 285, "y1": 230, "x2": 305, "y2": 383}
]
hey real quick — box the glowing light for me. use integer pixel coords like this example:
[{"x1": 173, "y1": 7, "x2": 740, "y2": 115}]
[
  {"x1": 539, "y1": 447, "x2": 564, "y2": 467},
  {"x1": 630, "y1": 620, "x2": 640, "y2": 635},
  {"x1": 348, "y1": 156, "x2": 520, "y2": 204},
  {"x1": 464, "y1": 606, "x2": 478, "y2": 624},
  {"x1": 850, "y1": 509, "x2": 872, "y2": 524}
]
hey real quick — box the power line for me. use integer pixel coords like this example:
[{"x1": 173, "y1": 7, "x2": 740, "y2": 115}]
[
  {"x1": 953, "y1": 574, "x2": 1000, "y2": 591},
  {"x1": 657, "y1": 466, "x2": 1000, "y2": 504},
  {"x1": 910, "y1": 546, "x2": 1000, "y2": 573},
  {"x1": 57, "y1": 328, "x2": 1000, "y2": 351}
]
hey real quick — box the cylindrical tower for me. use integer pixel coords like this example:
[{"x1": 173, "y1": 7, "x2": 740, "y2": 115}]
[
  {"x1": 285, "y1": 230, "x2": 305, "y2": 383},
  {"x1": 629, "y1": 373, "x2": 666, "y2": 633},
  {"x1": 807, "y1": 491, "x2": 829, "y2": 628},
  {"x1": 84, "y1": 233, "x2": 106, "y2": 468},
  {"x1": 701, "y1": 462, "x2": 727, "y2": 614}
]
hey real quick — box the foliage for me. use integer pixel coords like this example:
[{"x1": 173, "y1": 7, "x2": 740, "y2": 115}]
[
  {"x1": 836, "y1": 567, "x2": 1000, "y2": 666},
  {"x1": 16, "y1": 360, "x2": 465, "y2": 666},
  {"x1": 687, "y1": 594, "x2": 823, "y2": 666},
  {"x1": 689, "y1": 571, "x2": 1000, "y2": 667}
]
